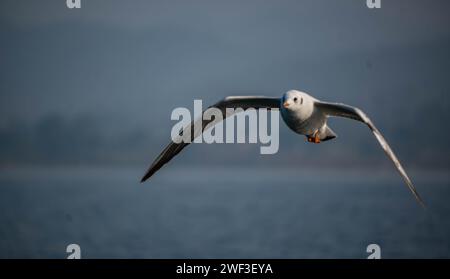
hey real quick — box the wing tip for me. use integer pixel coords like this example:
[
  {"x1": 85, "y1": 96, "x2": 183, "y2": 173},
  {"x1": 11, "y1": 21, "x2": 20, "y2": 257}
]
[
  {"x1": 408, "y1": 183, "x2": 427, "y2": 210},
  {"x1": 140, "y1": 169, "x2": 154, "y2": 183}
]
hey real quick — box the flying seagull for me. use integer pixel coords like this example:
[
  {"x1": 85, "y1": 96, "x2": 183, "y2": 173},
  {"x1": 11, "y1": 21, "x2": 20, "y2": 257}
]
[{"x1": 141, "y1": 90, "x2": 425, "y2": 208}]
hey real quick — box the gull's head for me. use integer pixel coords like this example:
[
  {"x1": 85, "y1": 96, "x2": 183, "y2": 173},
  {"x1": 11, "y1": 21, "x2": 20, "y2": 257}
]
[
  {"x1": 281, "y1": 90, "x2": 315, "y2": 121},
  {"x1": 282, "y1": 90, "x2": 313, "y2": 110}
]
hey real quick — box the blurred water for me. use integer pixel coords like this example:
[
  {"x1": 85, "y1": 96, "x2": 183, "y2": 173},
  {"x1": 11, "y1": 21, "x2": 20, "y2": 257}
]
[{"x1": 0, "y1": 166, "x2": 449, "y2": 258}]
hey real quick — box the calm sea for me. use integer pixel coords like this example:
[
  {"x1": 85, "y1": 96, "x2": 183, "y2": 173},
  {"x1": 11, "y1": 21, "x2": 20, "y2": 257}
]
[{"x1": 0, "y1": 166, "x2": 449, "y2": 258}]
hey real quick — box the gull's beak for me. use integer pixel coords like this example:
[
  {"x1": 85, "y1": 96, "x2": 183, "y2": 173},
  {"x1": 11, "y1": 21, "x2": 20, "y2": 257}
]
[{"x1": 283, "y1": 101, "x2": 290, "y2": 108}]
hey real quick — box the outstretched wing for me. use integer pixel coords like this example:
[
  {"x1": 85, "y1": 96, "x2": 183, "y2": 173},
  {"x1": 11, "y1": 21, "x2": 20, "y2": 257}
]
[
  {"x1": 141, "y1": 96, "x2": 280, "y2": 182},
  {"x1": 315, "y1": 101, "x2": 426, "y2": 208}
]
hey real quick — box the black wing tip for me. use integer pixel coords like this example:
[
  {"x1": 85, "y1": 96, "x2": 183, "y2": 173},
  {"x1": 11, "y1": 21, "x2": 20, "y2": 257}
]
[
  {"x1": 140, "y1": 169, "x2": 154, "y2": 183},
  {"x1": 408, "y1": 184, "x2": 427, "y2": 210}
]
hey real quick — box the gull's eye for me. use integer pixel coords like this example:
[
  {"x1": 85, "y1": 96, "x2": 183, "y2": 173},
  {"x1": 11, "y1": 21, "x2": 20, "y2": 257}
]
[{"x1": 293, "y1": 97, "x2": 298, "y2": 103}]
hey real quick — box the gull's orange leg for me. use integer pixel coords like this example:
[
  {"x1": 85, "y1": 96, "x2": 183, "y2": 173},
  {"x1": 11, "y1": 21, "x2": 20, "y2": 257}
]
[
  {"x1": 306, "y1": 131, "x2": 321, "y2": 144},
  {"x1": 313, "y1": 132, "x2": 321, "y2": 144}
]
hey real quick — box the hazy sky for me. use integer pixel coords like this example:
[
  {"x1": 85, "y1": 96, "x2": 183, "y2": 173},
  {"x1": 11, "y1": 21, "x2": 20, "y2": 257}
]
[{"x1": 0, "y1": 0, "x2": 449, "y2": 167}]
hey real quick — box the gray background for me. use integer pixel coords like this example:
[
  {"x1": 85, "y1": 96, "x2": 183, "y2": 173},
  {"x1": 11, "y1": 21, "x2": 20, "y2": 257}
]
[{"x1": 0, "y1": 0, "x2": 449, "y2": 258}]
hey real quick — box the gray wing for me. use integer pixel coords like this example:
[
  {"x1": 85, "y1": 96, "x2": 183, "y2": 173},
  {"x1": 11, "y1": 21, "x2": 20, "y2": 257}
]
[
  {"x1": 141, "y1": 96, "x2": 280, "y2": 182},
  {"x1": 315, "y1": 101, "x2": 426, "y2": 208}
]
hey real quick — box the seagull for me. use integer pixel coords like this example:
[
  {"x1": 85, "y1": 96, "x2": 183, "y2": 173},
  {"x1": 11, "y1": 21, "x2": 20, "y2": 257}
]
[{"x1": 141, "y1": 90, "x2": 425, "y2": 208}]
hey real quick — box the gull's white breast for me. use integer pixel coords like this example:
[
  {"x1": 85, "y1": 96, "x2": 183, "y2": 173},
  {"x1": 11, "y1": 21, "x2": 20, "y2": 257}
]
[{"x1": 280, "y1": 105, "x2": 327, "y2": 136}]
